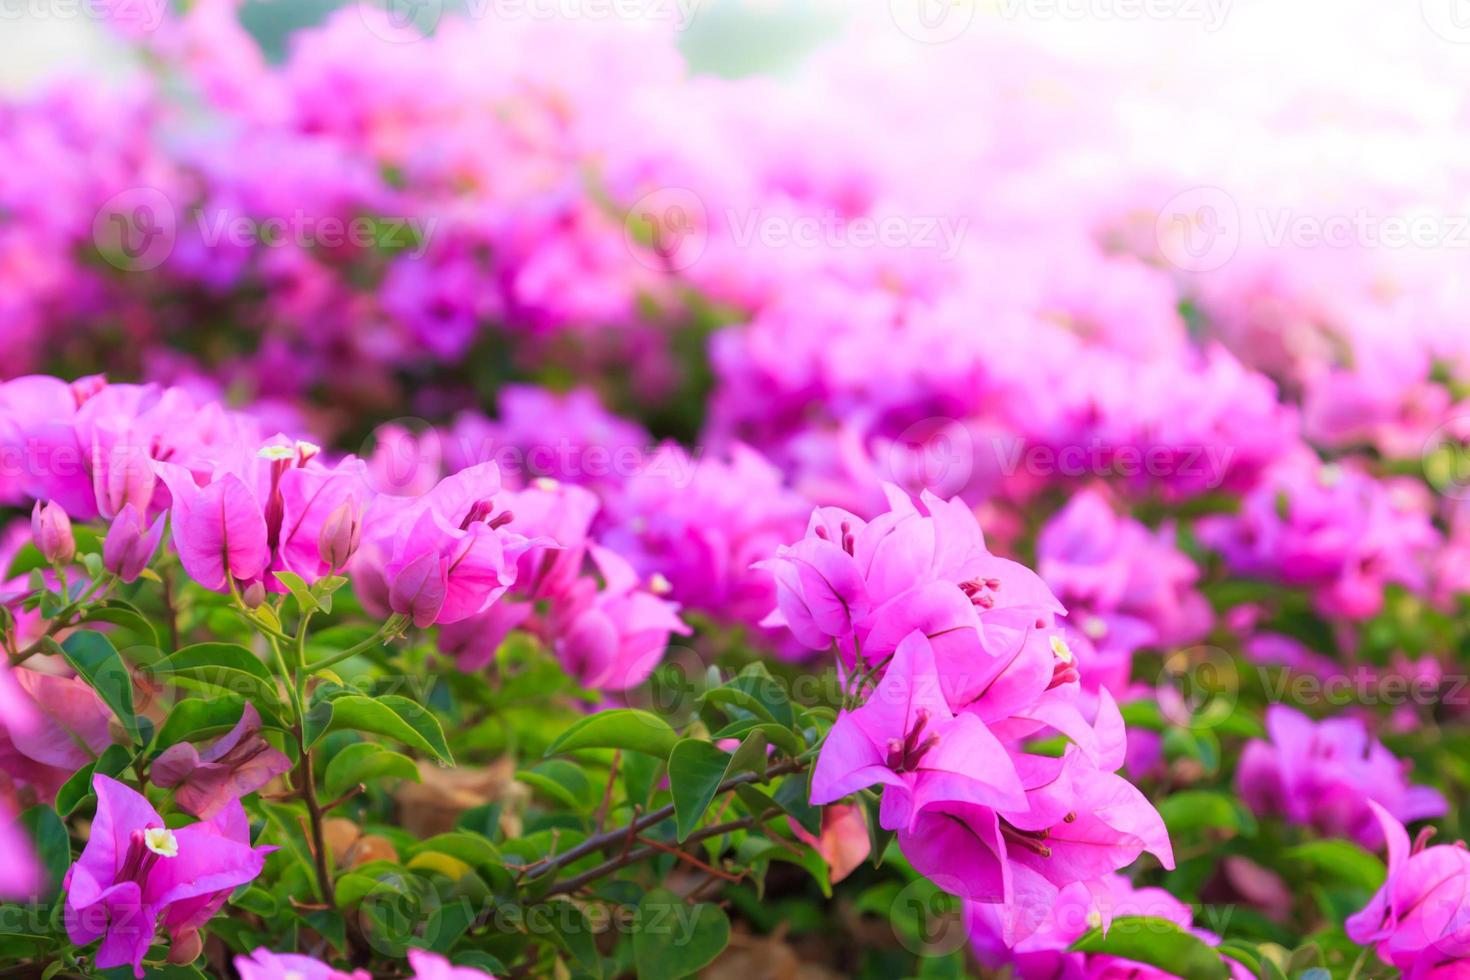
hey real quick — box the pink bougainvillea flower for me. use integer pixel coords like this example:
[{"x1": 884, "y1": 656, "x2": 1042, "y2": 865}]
[
  {"x1": 761, "y1": 487, "x2": 1064, "y2": 671},
  {"x1": 1347, "y1": 802, "x2": 1470, "y2": 975},
  {"x1": 154, "y1": 463, "x2": 268, "y2": 593},
  {"x1": 65, "y1": 775, "x2": 273, "y2": 977},
  {"x1": 361, "y1": 462, "x2": 546, "y2": 627},
  {"x1": 235, "y1": 948, "x2": 370, "y2": 980},
  {"x1": 492, "y1": 478, "x2": 598, "y2": 603},
  {"x1": 102, "y1": 503, "x2": 167, "y2": 583},
  {"x1": 406, "y1": 949, "x2": 499, "y2": 979},
  {"x1": 91, "y1": 438, "x2": 158, "y2": 521},
  {"x1": 151, "y1": 704, "x2": 292, "y2": 819},
  {"x1": 549, "y1": 545, "x2": 690, "y2": 692},
  {"x1": 0, "y1": 669, "x2": 116, "y2": 803},
  {"x1": 155, "y1": 438, "x2": 367, "y2": 594},
  {"x1": 1237, "y1": 706, "x2": 1446, "y2": 848},
  {"x1": 0, "y1": 662, "x2": 36, "y2": 736},
  {"x1": 756, "y1": 512, "x2": 871, "y2": 653},
  {"x1": 997, "y1": 747, "x2": 1174, "y2": 894},
  {"x1": 811, "y1": 630, "x2": 1025, "y2": 830},
  {"x1": 1036, "y1": 489, "x2": 1211, "y2": 704},
  {"x1": 234, "y1": 948, "x2": 494, "y2": 980},
  {"x1": 969, "y1": 873, "x2": 1249, "y2": 979}
]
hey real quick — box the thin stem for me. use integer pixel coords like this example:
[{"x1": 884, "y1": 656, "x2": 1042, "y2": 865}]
[
  {"x1": 160, "y1": 567, "x2": 181, "y2": 651},
  {"x1": 543, "y1": 810, "x2": 781, "y2": 898},
  {"x1": 299, "y1": 745, "x2": 335, "y2": 908},
  {"x1": 520, "y1": 759, "x2": 806, "y2": 883},
  {"x1": 7, "y1": 573, "x2": 117, "y2": 666},
  {"x1": 594, "y1": 751, "x2": 621, "y2": 834},
  {"x1": 307, "y1": 616, "x2": 405, "y2": 674}
]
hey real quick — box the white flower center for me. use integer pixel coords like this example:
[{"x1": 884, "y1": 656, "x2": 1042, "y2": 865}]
[
  {"x1": 144, "y1": 827, "x2": 179, "y2": 858},
  {"x1": 258, "y1": 445, "x2": 296, "y2": 461},
  {"x1": 533, "y1": 477, "x2": 561, "y2": 491},
  {"x1": 1049, "y1": 635, "x2": 1075, "y2": 663},
  {"x1": 648, "y1": 573, "x2": 673, "y2": 595}
]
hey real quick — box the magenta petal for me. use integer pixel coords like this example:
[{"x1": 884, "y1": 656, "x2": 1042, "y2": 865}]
[
  {"x1": 150, "y1": 743, "x2": 202, "y2": 788},
  {"x1": 810, "y1": 712, "x2": 901, "y2": 805},
  {"x1": 389, "y1": 549, "x2": 448, "y2": 627},
  {"x1": 919, "y1": 714, "x2": 1026, "y2": 808},
  {"x1": 899, "y1": 804, "x2": 1010, "y2": 904},
  {"x1": 87, "y1": 882, "x2": 155, "y2": 978},
  {"x1": 850, "y1": 631, "x2": 953, "y2": 746}
]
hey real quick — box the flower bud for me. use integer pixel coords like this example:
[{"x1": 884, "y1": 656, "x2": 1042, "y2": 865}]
[
  {"x1": 102, "y1": 504, "x2": 166, "y2": 583},
  {"x1": 242, "y1": 581, "x2": 267, "y2": 609},
  {"x1": 167, "y1": 927, "x2": 203, "y2": 965},
  {"x1": 319, "y1": 496, "x2": 363, "y2": 570},
  {"x1": 30, "y1": 501, "x2": 75, "y2": 565}
]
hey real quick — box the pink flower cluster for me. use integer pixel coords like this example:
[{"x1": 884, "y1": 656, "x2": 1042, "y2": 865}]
[
  {"x1": 1237, "y1": 706, "x2": 1447, "y2": 849},
  {"x1": 1349, "y1": 802, "x2": 1470, "y2": 978},
  {"x1": 0, "y1": 374, "x2": 693, "y2": 696},
  {"x1": 767, "y1": 488, "x2": 1172, "y2": 943}
]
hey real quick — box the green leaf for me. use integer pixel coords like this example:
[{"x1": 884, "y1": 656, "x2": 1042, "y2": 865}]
[
  {"x1": 860, "y1": 793, "x2": 894, "y2": 869},
  {"x1": 409, "y1": 833, "x2": 503, "y2": 873},
  {"x1": 274, "y1": 570, "x2": 320, "y2": 615},
  {"x1": 632, "y1": 887, "x2": 730, "y2": 979},
  {"x1": 1071, "y1": 916, "x2": 1230, "y2": 980},
  {"x1": 749, "y1": 842, "x2": 831, "y2": 898},
  {"x1": 668, "y1": 739, "x2": 736, "y2": 842},
  {"x1": 81, "y1": 599, "x2": 160, "y2": 653},
  {"x1": 517, "y1": 760, "x2": 596, "y2": 811},
  {"x1": 304, "y1": 695, "x2": 452, "y2": 764},
  {"x1": 544, "y1": 709, "x2": 679, "y2": 759},
  {"x1": 1157, "y1": 790, "x2": 1257, "y2": 838},
  {"x1": 534, "y1": 900, "x2": 603, "y2": 978},
  {"x1": 62, "y1": 631, "x2": 139, "y2": 740},
  {"x1": 728, "y1": 664, "x2": 795, "y2": 728},
  {"x1": 19, "y1": 805, "x2": 69, "y2": 902},
  {"x1": 153, "y1": 696, "x2": 284, "y2": 751},
  {"x1": 710, "y1": 719, "x2": 803, "y2": 758},
  {"x1": 772, "y1": 773, "x2": 820, "y2": 837},
  {"x1": 55, "y1": 744, "x2": 134, "y2": 817},
  {"x1": 323, "y1": 742, "x2": 422, "y2": 800},
  {"x1": 1284, "y1": 841, "x2": 1386, "y2": 893},
  {"x1": 148, "y1": 642, "x2": 281, "y2": 709}
]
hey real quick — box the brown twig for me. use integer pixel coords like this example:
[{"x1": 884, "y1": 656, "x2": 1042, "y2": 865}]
[
  {"x1": 298, "y1": 740, "x2": 336, "y2": 910},
  {"x1": 521, "y1": 758, "x2": 805, "y2": 883},
  {"x1": 635, "y1": 834, "x2": 744, "y2": 883},
  {"x1": 543, "y1": 809, "x2": 782, "y2": 898},
  {"x1": 594, "y1": 750, "x2": 621, "y2": 833}
]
